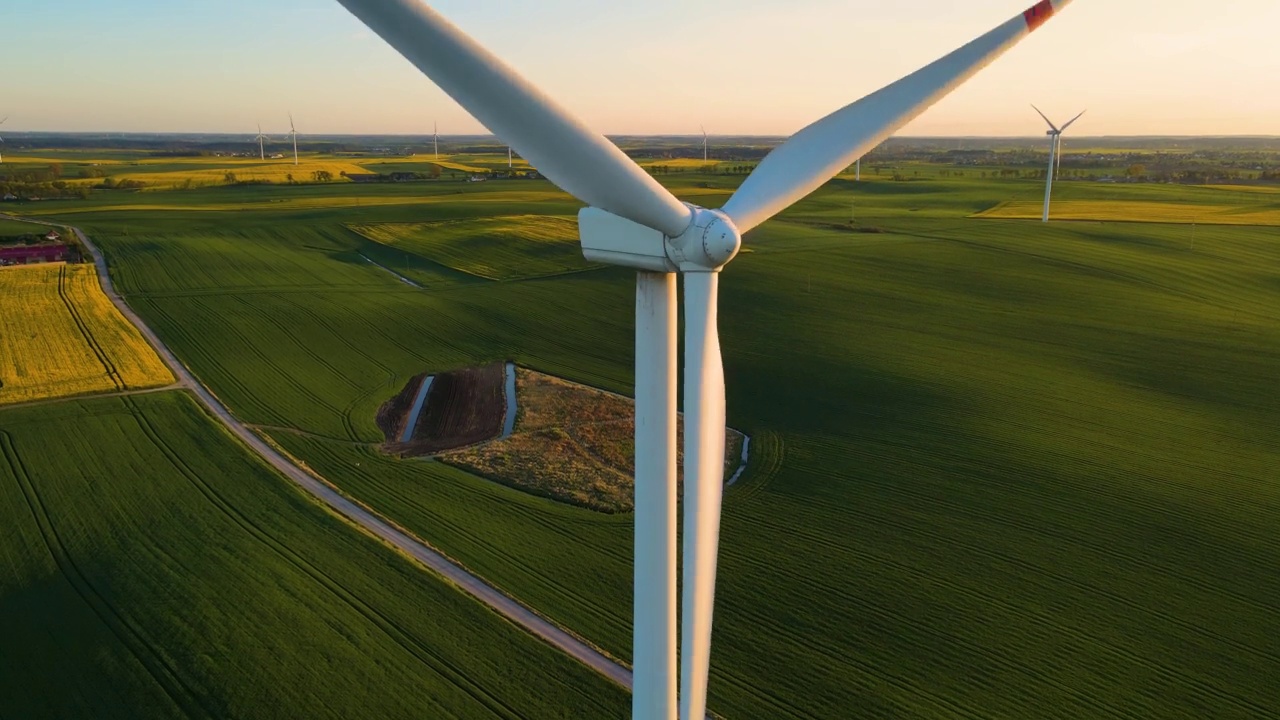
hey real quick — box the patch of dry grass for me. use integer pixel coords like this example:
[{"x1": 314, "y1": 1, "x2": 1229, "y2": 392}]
[{"x1": 443, "y1": 368, "x2": 746, "y2": 513}]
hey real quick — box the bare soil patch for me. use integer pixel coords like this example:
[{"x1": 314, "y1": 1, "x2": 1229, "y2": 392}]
[{"x1": 378, "y1": 363, "x2": 505, "y2": 455}]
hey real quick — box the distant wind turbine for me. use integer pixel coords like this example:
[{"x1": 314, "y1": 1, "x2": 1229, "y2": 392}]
[
  {"x1": 0, "y1": 116, "x2": 6, "y2": 164},
  {"x1": 1032, "y1": 105, "x2": 1085, "y2": 222},
  {"x1": 288, "y1": 113, "x2": 299, "y2": 165},
  {"x1": 508, "y1": 145, "x2": 513, "y2": 168},
  {"x1": 433, "y1": 121, "x2": 439, "y2": 158},
  {"x1": 253, "y1": 123, "x2": 268, "y2": 161},
  {"x1": 700, "y1": 125, "x2": 708, "y2": 163}
]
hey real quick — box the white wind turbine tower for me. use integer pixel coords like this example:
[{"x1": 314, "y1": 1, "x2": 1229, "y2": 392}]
[
  {"x1": 288, "y1": 113, "x2": 299, "y2": 165},
  {"x1": 700, "y1": 125, "x2": 708, "y2": 163},
  {"x1": 253, "y1": 123, "x2": 269, "y2": 161},
  {"x1": 335, "y1": 1, "x2": 1075, "y2": 718},
  {"x1": 0, "y1": 116, "x2": 6, "y2": 164},
  {"x1": 433, "y1": 121, "x2": 439, "y2": 158},
  {"x1": 1032, "y1": 105, "x2": 1085, "y2": 222}
]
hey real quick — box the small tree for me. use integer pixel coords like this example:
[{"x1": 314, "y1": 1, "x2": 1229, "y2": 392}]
[
  {"x1": 224, "y1": 171, "x2": 238, "y2": 184},
  {"x1": 312, "y1": 170, "x2": 333, "y2": 182},
  {"x1": 286, "y1": 173, "x2": 294, "y2": 184}
]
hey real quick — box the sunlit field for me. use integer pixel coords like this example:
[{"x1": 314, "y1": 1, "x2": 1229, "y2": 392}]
[
  {"x1": 978, "y1": 199, "x2": 1280, "y2": 225},
  {"x1": 0, "y1": 263, "x2": 173, "y2": 405},
  {"x1": 6, "y1": 153, "x2": 1274, "y2": 718}
]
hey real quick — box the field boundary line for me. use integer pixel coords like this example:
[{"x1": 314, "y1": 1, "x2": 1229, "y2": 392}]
[
  {"x1": 0, "y1": 383, "x2": 183, "y2": 411},
  {"x1": 29, "y1": 217, "x2": 638, "y2": 694}
]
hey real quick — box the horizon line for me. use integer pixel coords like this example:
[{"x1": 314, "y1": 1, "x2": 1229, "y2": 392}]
[{"x1": 2, "y1": 131, "x2": 1278, "y2": 141}]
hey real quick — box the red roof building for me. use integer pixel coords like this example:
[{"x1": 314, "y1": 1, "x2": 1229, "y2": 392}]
[{"x1": 0, "y1": 244, "x2": 70, "y2": 265}]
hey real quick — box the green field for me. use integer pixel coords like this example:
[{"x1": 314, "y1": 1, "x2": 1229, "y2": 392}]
[
  {"x1": 0, "y1": 217, "x2": 45, "y2": 235},
  {"x1": 350, "y1": 215, "x2": 599, "y2": 281},
  {"x1": 0, "y1": 391, "x2": 625, "y2": 717},
  {"x1": 19, "y1": 162, "x2": 1280, "y2": 717},
  {"x1": 978, "y1": 199, "x2": 1280, "y2": 225}
]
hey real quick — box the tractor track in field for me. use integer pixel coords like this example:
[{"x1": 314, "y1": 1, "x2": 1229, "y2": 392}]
[
  {"x1": 1, "y1": 431, "x2": 208, "y2": 719},
  {"x1": 11, "y1": 217, "x2": 637, "y2": 695},
  {"x1": 56, "y1": 265, "x2": 125, "y2": 392}
]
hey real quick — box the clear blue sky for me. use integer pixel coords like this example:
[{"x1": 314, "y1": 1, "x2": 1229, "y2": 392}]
[{"x1": 6, "y1": 0, "x2": 1277, "y2": 136}]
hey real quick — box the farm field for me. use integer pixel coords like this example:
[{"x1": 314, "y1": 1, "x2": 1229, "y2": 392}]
[
  {"x1": 25, "y1": 167, "x2": 1280, "y2": 718},
  {"x1": 978, "y1": 199, "x2": 1280, "y2": 225},
  {"x1": 113, "y1": 160, "x2": 369, "y2": 187},
  {"x1": 0, "y1": 151, "x2": 535, "y2": 191},
  {"x1": 350, "y1": 215, "x2": 597, "y2": 280},
  {"x1": 0, "y1": 263, "x2": 173, "y2": 405},
  {"x1": 0, "y1": 391, "x2": 625, "y2": 718},
  {"x1": 0, "y1": 218, "x2": 44, "y2": 235}
]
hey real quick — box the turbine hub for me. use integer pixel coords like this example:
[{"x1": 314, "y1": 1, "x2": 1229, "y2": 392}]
[{"x1": 666, "y1": 205, "x2": 741, "y2": 272}]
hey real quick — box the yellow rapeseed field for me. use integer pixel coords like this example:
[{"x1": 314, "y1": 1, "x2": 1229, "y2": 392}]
[
  {"x1": 116, "y1": 160, "x2": 370, "y2": 188},
  {"x1": 0, "y1": 264, "x2": 174, "y2": 405}
]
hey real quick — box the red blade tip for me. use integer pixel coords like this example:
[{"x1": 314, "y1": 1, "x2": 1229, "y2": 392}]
[{"x1": 1024, "y1": 0, "x2": 1056, "y2": 31}]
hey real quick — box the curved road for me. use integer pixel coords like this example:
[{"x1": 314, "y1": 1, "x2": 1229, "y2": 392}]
[{"x1": 7, "y1": 216, "x2": 633, "y2": 691}]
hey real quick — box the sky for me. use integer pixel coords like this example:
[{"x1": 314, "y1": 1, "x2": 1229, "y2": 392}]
[{"x1": 5, "y1": 0, "x2": 1278, "y2": 137}]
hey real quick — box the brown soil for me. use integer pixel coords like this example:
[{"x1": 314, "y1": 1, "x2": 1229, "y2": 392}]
[
  {"x1": 397, "y1": 362, "x2": 505, "y2": 455},
  {"x1": 376, "y1": 372, "x2": 428, "y2": 443}
]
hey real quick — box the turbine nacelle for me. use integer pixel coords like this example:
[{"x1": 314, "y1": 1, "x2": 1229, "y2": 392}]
[{"x1": 579, "y1": 205, "x2": 741, "y2": 274}]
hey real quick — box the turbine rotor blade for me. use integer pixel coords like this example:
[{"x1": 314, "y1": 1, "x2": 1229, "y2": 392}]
[
  {"x1": 679, "y1": 271, "x2": 727, "y2": 720},
  {"x1": 723, "y1": 0, "x2": 1073, "y2": 233},
  {"x1": 1031, "y1": 104, "x2": 1060, "y2": 133},
  {"x1": 336, "y1": 0, "x2": 692, "y2": 238},
  {"x1": 1059, "y1": 109, "x2": 1086, "y2": 132}
]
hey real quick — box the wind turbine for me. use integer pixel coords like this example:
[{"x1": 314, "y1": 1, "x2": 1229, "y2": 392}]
[
  {"x1": 335, "y1": 1, "x2": 1075, "y2": 718},
  {"x1": 700, "y1": 125, "x2": 708, "y2": 163},
  {"x1": 253, "y1": 123, "x2": 268, "y2": 161},
  {"x1": 288, "y1": 113, "x2": 299, "y2": 165},
  {"x1": 0, "y1": 116, "x2": 6, "y2": 164},
  {"x1": 1032, "y1": 105, "x2": 1085, "y2": 222},
  {"x1": 433, "y1": 121, "x2": 439, "y2": 158}
]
